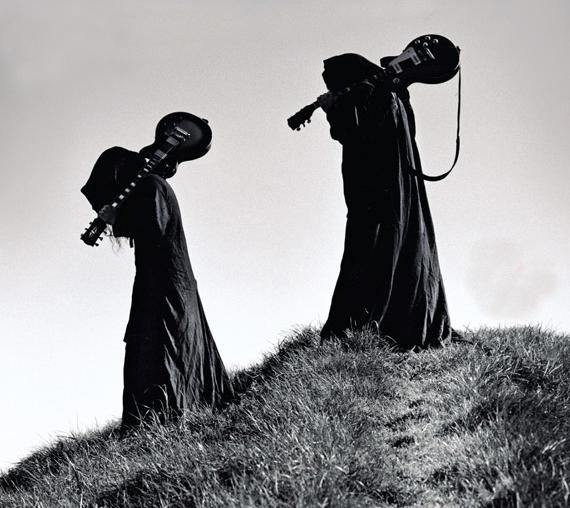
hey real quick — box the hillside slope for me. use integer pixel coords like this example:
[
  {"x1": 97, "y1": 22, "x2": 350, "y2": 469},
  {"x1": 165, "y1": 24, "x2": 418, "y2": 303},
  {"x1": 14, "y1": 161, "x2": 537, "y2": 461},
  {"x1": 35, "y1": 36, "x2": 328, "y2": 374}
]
[{"x1": 1, "y1": 326, "x2": 569, "y2": 507}]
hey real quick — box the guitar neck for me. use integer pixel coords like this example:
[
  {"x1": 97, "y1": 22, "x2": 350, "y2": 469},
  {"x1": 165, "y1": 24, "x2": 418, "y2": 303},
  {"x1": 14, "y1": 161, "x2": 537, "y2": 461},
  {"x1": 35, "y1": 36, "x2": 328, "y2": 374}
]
[{"x1": 107, "y1": 126, "x2": 189, "y2": 212}]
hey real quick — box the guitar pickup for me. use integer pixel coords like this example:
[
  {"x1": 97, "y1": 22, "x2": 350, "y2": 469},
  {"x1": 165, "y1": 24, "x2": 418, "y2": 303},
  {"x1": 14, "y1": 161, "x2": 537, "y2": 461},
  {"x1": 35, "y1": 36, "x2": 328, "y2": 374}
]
[{"x1": 165, "y1": 136, "x2": 180, "y2": 146}]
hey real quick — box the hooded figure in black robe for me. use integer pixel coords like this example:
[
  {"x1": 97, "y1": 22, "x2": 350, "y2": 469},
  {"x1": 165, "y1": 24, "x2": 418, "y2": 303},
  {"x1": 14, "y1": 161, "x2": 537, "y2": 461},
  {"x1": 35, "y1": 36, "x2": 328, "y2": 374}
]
[
  {"x1": 81, "y1": 147, "x2": 234, "y2": 428},
  {"x1": 319, "y1": 53, "x2": 453, "y2": 349}
]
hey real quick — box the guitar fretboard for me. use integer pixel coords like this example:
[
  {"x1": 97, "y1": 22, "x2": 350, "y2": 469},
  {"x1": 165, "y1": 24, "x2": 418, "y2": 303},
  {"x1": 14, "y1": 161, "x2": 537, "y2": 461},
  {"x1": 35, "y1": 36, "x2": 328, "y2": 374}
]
[{"x1": 109, "y1": 126, "x2": 190, "y2": 209}]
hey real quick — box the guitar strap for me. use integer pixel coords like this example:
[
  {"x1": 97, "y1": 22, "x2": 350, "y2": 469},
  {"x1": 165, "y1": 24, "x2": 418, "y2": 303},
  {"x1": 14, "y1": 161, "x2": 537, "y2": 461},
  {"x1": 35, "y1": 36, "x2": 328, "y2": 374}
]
[{"x1": 404, "y1": 68, "x2": 461, "y2": 182}]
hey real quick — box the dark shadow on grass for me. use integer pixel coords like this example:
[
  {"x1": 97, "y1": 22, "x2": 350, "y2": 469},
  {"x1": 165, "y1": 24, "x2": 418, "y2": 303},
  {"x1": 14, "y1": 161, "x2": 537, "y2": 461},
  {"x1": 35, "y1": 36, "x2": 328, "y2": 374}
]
[
  {"x1": 385, "y1": 409, "x2": 430, "y2": 430},
  {"x1": 390, "y1": 434, "x2": 416, "y2": 448}
]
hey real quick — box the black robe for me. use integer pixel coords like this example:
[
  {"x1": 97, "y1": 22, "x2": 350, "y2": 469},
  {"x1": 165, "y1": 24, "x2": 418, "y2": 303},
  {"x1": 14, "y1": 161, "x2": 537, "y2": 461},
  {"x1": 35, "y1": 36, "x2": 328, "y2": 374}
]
[
  {"x1": 119, "y1": 174, "x2": 234, "y2": 426},
  {"x1": 81, "y1": 149, "x2": 234, "y2": 427},
  {"x1": 319, "y1": 54, "x2": 453, "y2": 348}
]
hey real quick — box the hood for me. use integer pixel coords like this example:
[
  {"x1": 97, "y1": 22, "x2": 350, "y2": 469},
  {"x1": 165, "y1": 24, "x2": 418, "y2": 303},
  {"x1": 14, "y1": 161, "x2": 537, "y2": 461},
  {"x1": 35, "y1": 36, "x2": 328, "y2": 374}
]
[
  {"x1": 322, "y1": 53, "x2": 382, "y2": 92},
  {"x1": 81, "y1": 146, "x2": 145, "y2": 211}
]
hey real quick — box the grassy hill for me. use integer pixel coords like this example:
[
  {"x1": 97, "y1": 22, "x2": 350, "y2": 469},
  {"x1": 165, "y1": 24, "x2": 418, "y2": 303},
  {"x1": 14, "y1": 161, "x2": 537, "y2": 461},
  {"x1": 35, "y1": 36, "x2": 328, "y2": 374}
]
[{"x1": 1, "y1": 325, "x2": 569, "y2": 507}]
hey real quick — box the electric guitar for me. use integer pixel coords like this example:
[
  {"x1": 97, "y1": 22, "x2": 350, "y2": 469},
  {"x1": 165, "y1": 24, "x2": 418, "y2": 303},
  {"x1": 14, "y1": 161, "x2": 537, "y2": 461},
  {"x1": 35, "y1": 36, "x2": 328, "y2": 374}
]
[
  {"x1": 80, "y1": 112, "x2": 212, "y2": 246},
  {"x1": 287, "y1": 34, "x2": 460, "y2": 131}
]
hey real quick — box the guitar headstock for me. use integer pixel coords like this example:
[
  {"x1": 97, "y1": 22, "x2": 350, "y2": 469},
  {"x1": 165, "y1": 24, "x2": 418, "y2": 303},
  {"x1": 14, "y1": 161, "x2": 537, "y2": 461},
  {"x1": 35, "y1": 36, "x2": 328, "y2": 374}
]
[
  {"x1": 287, "y1": 103, "x2": 319, "y2": 131},
  {"x1": 80, "y1": 217, "x2": 108, "y2": 247}
]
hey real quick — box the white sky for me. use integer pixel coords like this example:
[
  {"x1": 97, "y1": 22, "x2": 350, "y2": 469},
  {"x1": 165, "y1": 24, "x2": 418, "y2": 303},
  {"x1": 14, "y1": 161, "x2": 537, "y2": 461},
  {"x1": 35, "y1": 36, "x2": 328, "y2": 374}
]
[{"x1": 1, "y1": 0, "x2": 569, "y2": 471}]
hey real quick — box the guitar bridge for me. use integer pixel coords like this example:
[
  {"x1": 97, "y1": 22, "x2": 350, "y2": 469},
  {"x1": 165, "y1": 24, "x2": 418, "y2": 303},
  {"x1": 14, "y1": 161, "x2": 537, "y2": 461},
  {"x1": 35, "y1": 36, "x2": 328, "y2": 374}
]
[
  {"x1": 424, "y1": 48, "x2": 435, "y2": 60},
  {"x1": 172, "y1": 126, "x2": 190, "y2": 141},
  {"x1": 165, "y1": 127, "x2": 191, "y2": 146}
]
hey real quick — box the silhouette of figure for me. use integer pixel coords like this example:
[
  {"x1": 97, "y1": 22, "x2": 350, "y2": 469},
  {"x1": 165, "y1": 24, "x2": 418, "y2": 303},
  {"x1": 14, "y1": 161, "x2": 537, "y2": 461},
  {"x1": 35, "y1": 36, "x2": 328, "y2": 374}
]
[
  {"x1": 81, "y1": 144, "x2": 234, "y2": 429},
  {"x1": 318, "y1": 53, "x2": 454, "y2": 348}
]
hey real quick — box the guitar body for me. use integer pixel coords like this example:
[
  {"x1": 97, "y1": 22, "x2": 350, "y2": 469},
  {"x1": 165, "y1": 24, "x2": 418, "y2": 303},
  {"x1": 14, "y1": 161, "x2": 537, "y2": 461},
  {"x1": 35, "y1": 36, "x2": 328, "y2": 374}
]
[
  {"x1": 81, "y1": 112, "x2": 212, "y2": 246},
  {"x1": 287, "y1": 34, "x2": 460, "y2": 130},
  {"x1": 153, "y1": 112, "x2": 212, "y2": 163}
]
